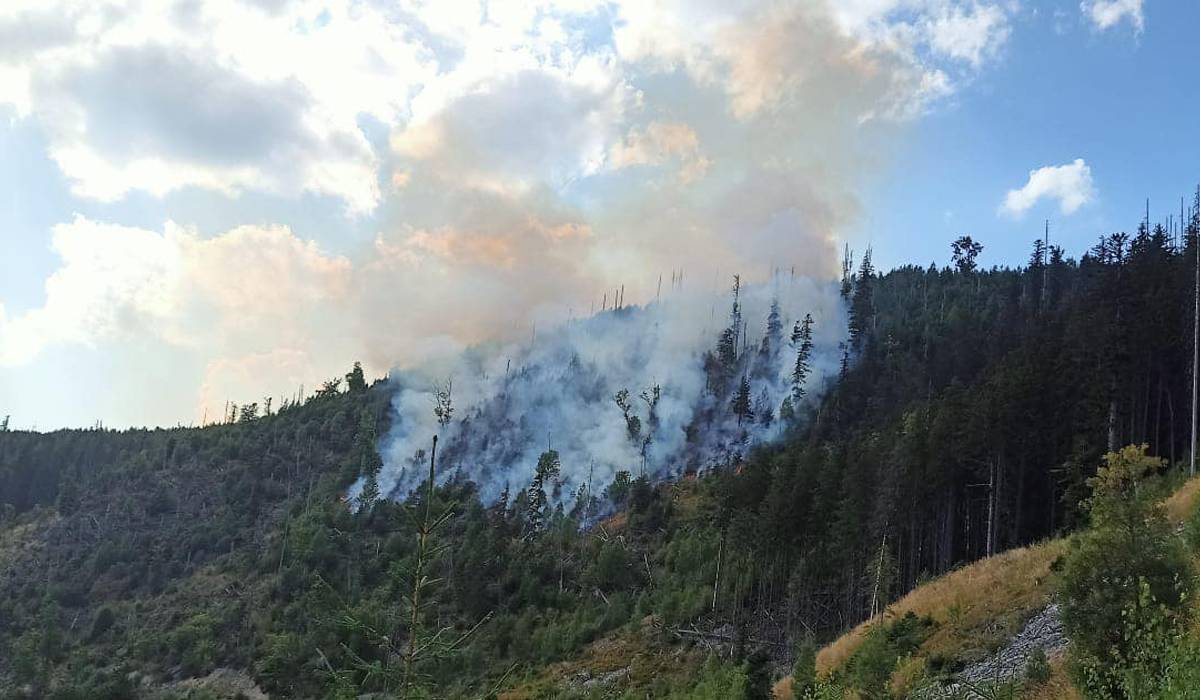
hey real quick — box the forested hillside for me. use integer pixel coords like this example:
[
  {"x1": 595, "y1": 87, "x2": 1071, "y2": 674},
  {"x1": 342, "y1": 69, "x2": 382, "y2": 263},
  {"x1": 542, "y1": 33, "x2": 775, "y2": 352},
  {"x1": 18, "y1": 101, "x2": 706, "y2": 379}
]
[{"x1": 2, "y1": 201, "x2": 1200, "y2": 698}]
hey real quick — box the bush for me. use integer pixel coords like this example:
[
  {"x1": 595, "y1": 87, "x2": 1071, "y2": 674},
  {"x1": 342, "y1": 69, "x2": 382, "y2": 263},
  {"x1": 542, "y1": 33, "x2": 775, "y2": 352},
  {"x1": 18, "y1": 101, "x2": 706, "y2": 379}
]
[
  {"x1": 170, "y1": 613, "x2": 219, "y2": 677},
  {"x1": 1059, "y1": 446, "x2": 1195, "y2": 698},
  {"x1": 88, "y1": 606, "x2": 116, "y2": 640},
  {"x1": 1025, "y1": 647, "x2": 1050, "y2": 685},
  {"x1": 842, "y1": 612, "x2": 933, "y2": 696},
  {"x1": 792, "y1": 636, "x2": 817, "y2": 699}
]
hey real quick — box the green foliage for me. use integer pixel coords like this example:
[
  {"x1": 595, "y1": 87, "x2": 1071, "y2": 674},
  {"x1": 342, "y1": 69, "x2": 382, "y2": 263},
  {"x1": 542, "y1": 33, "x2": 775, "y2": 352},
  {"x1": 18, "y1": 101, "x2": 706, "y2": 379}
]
[
  {"x1": 792, "y1": 636, "x2": 817, "y2": 700},
  {"x1": 604, "y1": 470, "x2": 632, "y2": 505},
  {"x1": 1025, "y1": 646, "x2": 1050, "y2": 685},
  {"x1": 1183, "y1": 497, "x2": 1200, "y2": 552},
  {"x1": 951, "y1": 235, "x2": 984, "y2": 274},
  {"x1": 171, "y1": 613, "x2": 219, "y2": 677},
  {"x1": 659, "y1": 657, "x2": 748, "y2": 700},
  {"x1": 346, "y1": 361, "x2": 367, "y2": 393},
  {"x1": 1060, "y1": 446, "x2": 1195, "y2": 699},
  {"x1": 88, "y1": 606, "x2": 116, "y2": 641},
  {"x1": 841, "y1": 612, "x2": 933, "y2": 696},
  {"x1": 743, "y1": 649, "x2": 772, "y2": 700},
  {"x1": 730, "y1": 375, "x2": 754, "y2": 425},
  {"x1": 4, "y1": 212, "x2": 1200, "y2": 699}
]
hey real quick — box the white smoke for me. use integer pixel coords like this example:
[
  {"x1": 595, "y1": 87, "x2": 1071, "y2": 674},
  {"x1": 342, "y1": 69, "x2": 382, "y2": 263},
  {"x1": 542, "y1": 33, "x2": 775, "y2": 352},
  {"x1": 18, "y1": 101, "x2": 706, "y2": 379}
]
[{"x1": 360, "y1": 274, "x2": 845, "y2": 504}]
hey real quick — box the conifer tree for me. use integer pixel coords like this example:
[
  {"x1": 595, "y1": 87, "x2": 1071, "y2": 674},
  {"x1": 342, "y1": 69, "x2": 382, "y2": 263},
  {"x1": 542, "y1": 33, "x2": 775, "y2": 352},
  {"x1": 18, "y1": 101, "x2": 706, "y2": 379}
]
[
  {"x1": 525, "y1": 449, "x2": 561, "y2": 537},
  {"x1": 760, "y1": 298, "x2": 783, "y2": 359},
  {"x1": 791, "y1": 313, "x2": 814, "y2": 403},
  {"x1": 731, "y1": 375, "x2": 754, "y2": 425},
  {"x1": 345, "y1": 361, "x2": 367, "y2": 392},
  {"x1": 755, "y1": 387, "x2": 774, "y2": 427},
  {"x1": 849, "y1": 248, "x2": 875, "y2": 349},
  {"x1": 840, "y1": 243, "x2": 854, "y2": 300},
  {"x1": 779, "y1": 395, "x2": 795, "y2": 423}
]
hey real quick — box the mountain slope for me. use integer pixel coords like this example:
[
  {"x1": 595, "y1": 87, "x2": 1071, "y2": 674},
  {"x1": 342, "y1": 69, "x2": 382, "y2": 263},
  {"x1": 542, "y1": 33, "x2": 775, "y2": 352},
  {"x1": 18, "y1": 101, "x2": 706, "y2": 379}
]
[
  {"x1": 773, "y1": 475, "x2": 1200, "y2": 699},
  {"x1": 2, "y1": 210, "x2": 1199, "y2": 697}
]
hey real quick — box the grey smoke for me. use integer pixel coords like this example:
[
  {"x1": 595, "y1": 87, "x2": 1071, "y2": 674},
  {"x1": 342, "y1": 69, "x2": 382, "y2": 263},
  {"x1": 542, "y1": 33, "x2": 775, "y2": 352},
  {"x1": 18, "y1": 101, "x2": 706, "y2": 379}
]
[{"x1": 355, "y1": 274, "x2": 845, "y2": 505}]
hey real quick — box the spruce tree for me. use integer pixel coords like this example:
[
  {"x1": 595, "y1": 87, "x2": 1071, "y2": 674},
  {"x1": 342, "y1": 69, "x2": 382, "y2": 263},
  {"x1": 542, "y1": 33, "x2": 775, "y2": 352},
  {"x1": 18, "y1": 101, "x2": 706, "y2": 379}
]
[
  {"x1": 731, "y1": 375, "x2": 754, "y2": 425},
  {"x1": 792, "y1": 313, "x2": 814, "y2": 403},
  {"x1": 525, "y1": 450, "x2": 562, "y2": 537},
  {"x1": 760, "y1": 298, "x2": 783, "y2": 359},
  {"x1": 779, "y1": 395, "x2": 795, "y2": 423},
  {"x1": 849, "y1": 248, "x2": 875, "y2": 349},
  {"x1": 345, "y1": 361, "x2": 367, "y2": 392}
]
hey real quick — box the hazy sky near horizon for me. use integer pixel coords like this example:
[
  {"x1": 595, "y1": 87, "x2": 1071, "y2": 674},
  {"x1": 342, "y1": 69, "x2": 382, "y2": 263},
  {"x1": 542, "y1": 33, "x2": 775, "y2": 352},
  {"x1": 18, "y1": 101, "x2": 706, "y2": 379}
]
[{"x1": 1, "y1": 0, "x2": 1195, "y2": 429}]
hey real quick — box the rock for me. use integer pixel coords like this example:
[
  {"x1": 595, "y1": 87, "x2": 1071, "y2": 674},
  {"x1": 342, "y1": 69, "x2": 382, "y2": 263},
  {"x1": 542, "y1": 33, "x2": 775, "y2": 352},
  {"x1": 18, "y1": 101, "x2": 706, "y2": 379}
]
[{"x1": 916, "y1": 604, "x2": 1067, "y2": 699}]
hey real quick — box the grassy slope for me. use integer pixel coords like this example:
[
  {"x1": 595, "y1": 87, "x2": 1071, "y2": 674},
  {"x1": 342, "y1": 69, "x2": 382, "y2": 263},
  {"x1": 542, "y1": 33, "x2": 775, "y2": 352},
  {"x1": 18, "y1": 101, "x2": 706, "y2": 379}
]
[{"x1": 770, "y1": 476, "x2": 1200, "y2": 699}]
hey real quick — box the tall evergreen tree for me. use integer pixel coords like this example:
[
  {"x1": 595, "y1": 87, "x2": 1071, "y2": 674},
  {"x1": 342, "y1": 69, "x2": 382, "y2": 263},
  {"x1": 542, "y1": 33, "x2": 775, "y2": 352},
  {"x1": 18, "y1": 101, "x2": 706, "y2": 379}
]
[
  {"x1": 345, "y1": 361, "x2": 367, "y2": 392},
  {"x1": 731, "y1": 375, "x2": 754, "y2": 425},
  {"x1": 792, "y1": 314, "x2": 814, "y2": 403},
  {"x1": 525, "y1": 449, "x2": 562, "y2": 537},
  {"x1": 849, "y1": 249, "x2": 875, "y2": 349},
  {"x1": 760, "y1": 298, "x2": 783, "y2": 359}
]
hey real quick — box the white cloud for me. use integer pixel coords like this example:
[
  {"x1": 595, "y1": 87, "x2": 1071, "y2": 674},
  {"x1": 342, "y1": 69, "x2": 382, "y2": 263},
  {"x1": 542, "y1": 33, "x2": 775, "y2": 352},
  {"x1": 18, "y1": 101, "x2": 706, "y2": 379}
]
[
  {"x1": 0, "y1": 216, "x2": 358, "y2": 419},
  {"x1": 924, "y1": 3, "x2": 1011, "y2": 67},
  {"x1": 0, "y1": 0, "x2": 432, "y2": 213},
  {"x1": 1, "y1": 0, "x2": 1023, "y2": 427},
  {"x1": 0, "y1": 0, "x2": 1014, "y2": 216},
  {"x1": 1001, "y1": 158, "x2": 1096, "y2": 217},
  {"x1": 1081, "y1": 0, "x2": 1144, "y2": 33}
]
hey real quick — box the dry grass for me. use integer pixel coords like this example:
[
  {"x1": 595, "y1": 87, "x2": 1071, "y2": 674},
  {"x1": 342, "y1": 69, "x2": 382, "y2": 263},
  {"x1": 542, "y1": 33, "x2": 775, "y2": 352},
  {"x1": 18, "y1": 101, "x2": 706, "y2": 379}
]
[
  {"x1": 499, "y1": 616, "x2": 709, "y2": 699},
  {"x1": 1163, "y1": 475, "x2": 1200, "y2": 525},
  {"x1": 817, "y1": 539, "x2": 1067, "y2": 675}
]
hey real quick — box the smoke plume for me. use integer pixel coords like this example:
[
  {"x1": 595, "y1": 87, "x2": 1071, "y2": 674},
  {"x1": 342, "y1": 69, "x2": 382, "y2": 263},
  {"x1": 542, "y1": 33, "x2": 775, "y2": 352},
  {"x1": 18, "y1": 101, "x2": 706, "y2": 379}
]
[{"x1": 360, "y1": 274, "x2": 846, "y2": 504}]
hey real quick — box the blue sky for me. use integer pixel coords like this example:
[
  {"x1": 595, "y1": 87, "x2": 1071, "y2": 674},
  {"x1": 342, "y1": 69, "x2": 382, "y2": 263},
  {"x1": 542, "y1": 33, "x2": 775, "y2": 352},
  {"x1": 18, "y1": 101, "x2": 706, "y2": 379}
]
[
  {"x1": 862, "y1": 0, "x2": 1199, "y2": 270},
  {"x1": 0, "y1": 0, "x2": 1189, "y2": 428}
]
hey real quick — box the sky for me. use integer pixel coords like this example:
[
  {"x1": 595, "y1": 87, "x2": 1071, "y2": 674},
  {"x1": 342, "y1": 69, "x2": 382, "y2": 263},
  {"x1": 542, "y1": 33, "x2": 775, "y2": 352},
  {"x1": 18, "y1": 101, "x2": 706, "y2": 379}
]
[{"x1": 0, "y1": 0, "x2": 1194, "y2": 430}]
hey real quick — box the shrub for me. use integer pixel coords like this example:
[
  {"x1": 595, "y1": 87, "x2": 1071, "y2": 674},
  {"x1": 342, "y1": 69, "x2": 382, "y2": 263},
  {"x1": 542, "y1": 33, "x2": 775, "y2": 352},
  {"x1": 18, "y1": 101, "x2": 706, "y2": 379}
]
[
  {"x1": 1059, "y1": 446, "x2": 1195, "y2": 698},
  {"x1": 1024, "y1": 647, "x2": 1050, "y2": 685},
  {"x1": 88, "y1": 606, "x2": 116, "y2": 640},
  {"x1": 792, "y1": 636, "x2": 817, "y2": 699},
  {"x1": 842, "y1": 612, "x2": 933, "y2": 696}
]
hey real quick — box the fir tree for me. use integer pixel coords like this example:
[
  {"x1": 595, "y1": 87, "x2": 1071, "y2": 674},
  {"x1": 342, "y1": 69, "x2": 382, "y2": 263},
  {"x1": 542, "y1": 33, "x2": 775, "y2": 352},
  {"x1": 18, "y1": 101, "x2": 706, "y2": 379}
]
[
  {"x1": 791, "y1": 313, "x2": 814, "y2": 403},
  {"x1": 754, "y1": 387, "x2": 774, "y2": 427},
  {"x1": 779, "y1": 395, "x2": 795, "y2": 423},
  {"x1": 849, "y1": 248, "x2": 875, "y2": 349},
  {"x1": 731, "y1": 375, "x2": 754, "y2": 425},
  {"x1": 525, "y1": 449, "x2": 562, "y2": 537},
  {"x1": 760, "y1": 298, "x2": 783, "y2": 359},
  {"x1": 345, "y1": 361, "x2": 367, "y2": 392}
]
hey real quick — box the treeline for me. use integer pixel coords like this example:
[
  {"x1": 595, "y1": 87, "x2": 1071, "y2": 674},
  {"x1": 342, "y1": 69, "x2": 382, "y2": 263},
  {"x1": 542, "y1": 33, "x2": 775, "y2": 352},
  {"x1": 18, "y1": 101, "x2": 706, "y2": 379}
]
[
  {"x1": 4, "y1": 198, "x2": 1200, "y2": 697},
  {"x1": 720, "y1": 202, "x2": 1200, "y2": 638}
]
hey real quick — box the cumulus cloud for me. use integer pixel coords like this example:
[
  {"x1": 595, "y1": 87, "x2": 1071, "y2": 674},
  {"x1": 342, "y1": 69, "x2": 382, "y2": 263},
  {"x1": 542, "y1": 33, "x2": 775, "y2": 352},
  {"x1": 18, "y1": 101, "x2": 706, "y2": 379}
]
[
  {"x1": 2, "y1": 0, "x2": 1019, "y2": 428},
  {"x1": 924, "y1": 3, "x2": 1011, "y2": 67},
  {"x1": 1000, "y1": 158, "x2": 1096, "y2": 217},
  {"x1": 1082, "y1": 0, "x2": 1145, "y2": 33},
  {"x1": 0, "y1": 216, "x2": 359, "y2": 419},
  {"x1": 0, "y1": 0, "x2": 429, "y2": 213}
]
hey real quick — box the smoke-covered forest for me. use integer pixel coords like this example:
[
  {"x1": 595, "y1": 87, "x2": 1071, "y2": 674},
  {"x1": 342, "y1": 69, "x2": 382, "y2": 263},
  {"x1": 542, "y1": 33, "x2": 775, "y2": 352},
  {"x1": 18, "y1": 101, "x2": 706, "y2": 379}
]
[{"x1": 4, "y1": 200, "x2": 1200, "y2": 698}]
